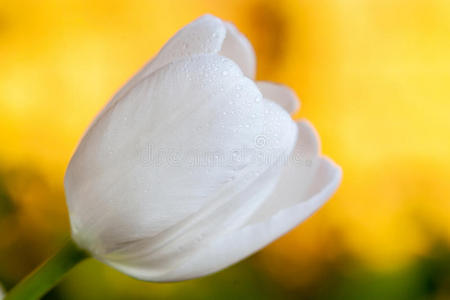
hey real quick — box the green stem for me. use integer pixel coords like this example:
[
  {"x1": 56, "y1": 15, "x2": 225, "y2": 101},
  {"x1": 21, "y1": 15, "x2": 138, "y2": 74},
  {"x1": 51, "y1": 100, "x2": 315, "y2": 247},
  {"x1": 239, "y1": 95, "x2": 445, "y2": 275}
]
[{"x1": 5, "y1": 239, "x2": 89, "y2": 300}]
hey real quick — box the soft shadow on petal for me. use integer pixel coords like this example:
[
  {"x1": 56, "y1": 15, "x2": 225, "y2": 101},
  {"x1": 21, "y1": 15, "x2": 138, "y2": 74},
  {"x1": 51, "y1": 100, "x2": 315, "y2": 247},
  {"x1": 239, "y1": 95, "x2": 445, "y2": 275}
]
[
  {"x1": 220, "y1": 22, "x2": 256, "y2": 79},
  {"x1": 160, "y1": 156, "x2": 341, "y2": 281},
  {"x1": 102, "y1": 154, "x2": 285, "y2": 281},
  {"x1": 247, "y1": 120, "x2": 320, "y2": 223},
  {"x1": 107, "y1": 121, "x2": 339, "y2": 282},
  {"x1": 257, "y1": 81, "x2": 300, "y2": 114}
]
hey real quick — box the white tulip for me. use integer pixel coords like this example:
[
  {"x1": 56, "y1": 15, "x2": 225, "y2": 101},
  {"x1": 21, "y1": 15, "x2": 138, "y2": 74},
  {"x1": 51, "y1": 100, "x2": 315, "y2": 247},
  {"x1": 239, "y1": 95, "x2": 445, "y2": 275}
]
[{"x1": 64, "y1": 14, "x2": 342, "y2": 282}]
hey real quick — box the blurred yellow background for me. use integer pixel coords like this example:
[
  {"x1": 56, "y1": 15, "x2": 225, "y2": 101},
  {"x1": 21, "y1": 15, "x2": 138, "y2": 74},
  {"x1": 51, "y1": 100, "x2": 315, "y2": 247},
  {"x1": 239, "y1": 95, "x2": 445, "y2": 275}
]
[{"x1": 0, "y1": 0, "x2": 449, "y2": 299}]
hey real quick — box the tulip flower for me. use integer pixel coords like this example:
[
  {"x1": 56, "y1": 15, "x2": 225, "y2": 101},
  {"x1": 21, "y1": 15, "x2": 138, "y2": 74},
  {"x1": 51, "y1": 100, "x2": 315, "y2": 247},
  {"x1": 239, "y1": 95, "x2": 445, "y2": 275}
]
[{"x1": 5, "y1": 14, "x2": 341, "y2": 300}]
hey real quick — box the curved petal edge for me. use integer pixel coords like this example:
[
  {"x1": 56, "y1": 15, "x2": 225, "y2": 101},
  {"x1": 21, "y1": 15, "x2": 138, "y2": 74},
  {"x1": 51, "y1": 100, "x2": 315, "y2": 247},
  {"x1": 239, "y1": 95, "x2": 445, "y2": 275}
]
[{"x1": 135, "y1": 157, "x2": 342, "y2": 281}]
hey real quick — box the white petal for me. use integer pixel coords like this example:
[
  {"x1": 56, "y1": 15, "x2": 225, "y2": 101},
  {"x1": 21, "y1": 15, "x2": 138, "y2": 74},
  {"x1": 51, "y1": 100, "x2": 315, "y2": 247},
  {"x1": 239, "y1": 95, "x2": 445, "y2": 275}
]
[
  {"x1": 65, "y1": 54, "x2": 297, "y2": 264},
  {"x1": 257, "y1": 81, "x2": 300, "y2": 114},
  {"x1": 219, "y1": 22, "x2": 256, "y2": 79},
  {"x1": 105, "y1": 16, "x2": 256, "y2": 116},
  {"x1": 85, "y1": 16, "x2": 256, "y2": 142},
  {"x1": 147, "y1": 16, "x2": 256, "y2": 80},
  {"x1": 94, "y1": 15, "x2": 226, "y2": 122},
  {"x1": 160, "y1": 156, "x2": 341, "y2": 281},
  {"x1": 145, "y1": 15, "x2": 226, "y2": 73},
  {"x1": 248, "y1": 120, "x2": 321, "y2": 223}
]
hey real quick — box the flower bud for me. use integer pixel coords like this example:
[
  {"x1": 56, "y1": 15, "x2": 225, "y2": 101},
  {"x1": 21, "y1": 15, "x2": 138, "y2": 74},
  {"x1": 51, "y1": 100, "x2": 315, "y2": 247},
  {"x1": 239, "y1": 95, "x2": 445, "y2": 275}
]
[{"x1": 64, "y1": 15, "x2": 341, "y2": 281}]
